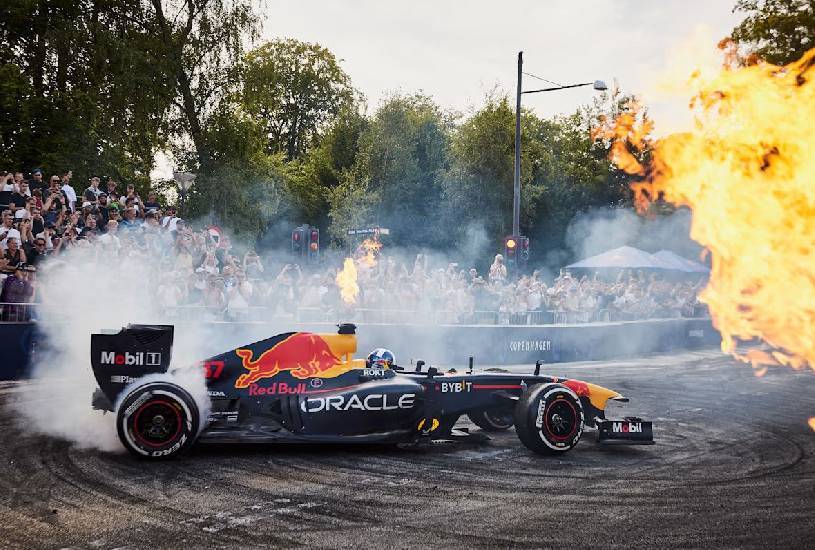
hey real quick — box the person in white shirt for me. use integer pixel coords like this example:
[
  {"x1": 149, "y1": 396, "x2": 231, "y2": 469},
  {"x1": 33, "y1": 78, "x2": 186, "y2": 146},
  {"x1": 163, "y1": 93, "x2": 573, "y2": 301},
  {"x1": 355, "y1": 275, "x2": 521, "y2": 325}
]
[
  {"x1": 97, "y1": 220, "x2": 121, "y2": 251},
  {"x1": 0, "y1": 173, "x2": 15, "y2": 192},
  {"x1": 60, "y1": 171, "x2": 77, "y2": 212},
  {"x1": 488, "y1": 254, "x2": 507, "y2": 283},
  {"x1": 161, "y1": 206, "x2": 181, "y2": 232},
  {"x1": 0, "y1": 212, "x2": 21, "y2": 252}
]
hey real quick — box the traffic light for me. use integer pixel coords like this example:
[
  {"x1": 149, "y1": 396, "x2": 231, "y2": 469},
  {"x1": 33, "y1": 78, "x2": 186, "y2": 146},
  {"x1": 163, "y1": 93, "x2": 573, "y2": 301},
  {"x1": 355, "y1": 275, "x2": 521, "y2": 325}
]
[
  {"x1": 291, "y1": 226, "x2": 306, "y2": 256},
  {"x1": 504, "y1": 235, "x2": 518, "y2": 266},
  {"x1": 520, "y1": 236, "x2": 530, "y2": 265},
  {"x1": 308, "y1": 227, "x2": 319, "y2": 261}
]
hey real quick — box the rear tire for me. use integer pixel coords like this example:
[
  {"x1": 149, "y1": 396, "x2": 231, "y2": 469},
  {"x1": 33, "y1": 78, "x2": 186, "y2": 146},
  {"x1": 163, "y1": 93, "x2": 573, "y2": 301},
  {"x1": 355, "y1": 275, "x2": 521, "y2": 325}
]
[
  {"x1": 514, "y1": 383, "x2": 584, "y2": 455},
  {"x1": 468, "y1": 408, "x2": 514, "y2": 431},
  {"x1": 116, "y1": 382, "x2": 199, "y2": 459}
]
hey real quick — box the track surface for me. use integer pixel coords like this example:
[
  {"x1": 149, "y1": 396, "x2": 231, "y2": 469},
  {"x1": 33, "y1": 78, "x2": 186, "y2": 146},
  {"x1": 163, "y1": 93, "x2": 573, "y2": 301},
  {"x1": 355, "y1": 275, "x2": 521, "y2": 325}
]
[{"x1": 1, "y1": 349, "x2": 815, "y2": 549}]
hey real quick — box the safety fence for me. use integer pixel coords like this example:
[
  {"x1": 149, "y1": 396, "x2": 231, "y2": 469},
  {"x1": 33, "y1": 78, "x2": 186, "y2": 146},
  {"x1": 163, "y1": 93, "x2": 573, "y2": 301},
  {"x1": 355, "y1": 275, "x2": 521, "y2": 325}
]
[
  {"x1": 0, "y1": 302, "x2": 707, "y2": 326},
  {"x1": 0, "y1": 316, "x2": 722, "y2": 381}
]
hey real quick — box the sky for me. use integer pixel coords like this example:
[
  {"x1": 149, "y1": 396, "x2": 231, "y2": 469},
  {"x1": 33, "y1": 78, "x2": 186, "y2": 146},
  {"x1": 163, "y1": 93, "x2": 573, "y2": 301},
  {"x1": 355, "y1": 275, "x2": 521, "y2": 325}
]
[
  {"x1": 154, "y1": 1, "x2": 743, "y2": 179},
  {"x1": 259, "y1": 0, "x2": 742, "y2": 119}
]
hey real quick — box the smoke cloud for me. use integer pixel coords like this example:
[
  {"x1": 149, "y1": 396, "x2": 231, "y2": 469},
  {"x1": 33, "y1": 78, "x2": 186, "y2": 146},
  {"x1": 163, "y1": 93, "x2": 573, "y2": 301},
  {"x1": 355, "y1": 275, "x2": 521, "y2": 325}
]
[
  {"x1": 566, "y1": 206, "x2": 703, "y2": 262},
  {"x1": 11, "y1": 241, "x2": 215, "y2": 453}
]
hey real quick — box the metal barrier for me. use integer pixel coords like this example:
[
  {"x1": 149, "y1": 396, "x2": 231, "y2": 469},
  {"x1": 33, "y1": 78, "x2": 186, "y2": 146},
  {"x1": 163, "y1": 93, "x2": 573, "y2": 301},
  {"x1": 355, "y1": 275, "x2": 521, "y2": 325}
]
[{"x1": 0, "y1": 302, "x2": 707, "y2": 327}]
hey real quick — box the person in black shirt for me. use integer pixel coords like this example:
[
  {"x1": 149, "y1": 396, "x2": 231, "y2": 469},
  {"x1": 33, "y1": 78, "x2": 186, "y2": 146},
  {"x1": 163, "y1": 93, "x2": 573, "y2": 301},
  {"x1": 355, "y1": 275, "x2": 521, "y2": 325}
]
[
  {"x1": 27, "y1": 169, "x2": 46, "y2": 195},
  {"x1": 9, "y1": 186, "x2": 27, "y2": 208},
  {"x1": 29, "y1": 207, "x2": 44, "y2": 236},
  {"x1": 3, "y1": 237, "x2": 26, "y2": 266},
  {"x1": 81, "y1": 215, "x2": 99, "y2": 237},
  {"x1": 97, "y1": 193, "x2": 112, "y2": 227},
  {"x1": 143, "y1": 190, "x2": 161, "y2": 210},
  {"x1": 25, "y1": 237, "x2": 47, "y2": 267}
]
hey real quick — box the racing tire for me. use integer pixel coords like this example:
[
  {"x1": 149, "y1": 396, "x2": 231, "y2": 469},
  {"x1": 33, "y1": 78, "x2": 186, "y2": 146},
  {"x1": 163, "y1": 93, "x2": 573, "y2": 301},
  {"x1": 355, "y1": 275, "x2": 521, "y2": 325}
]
[
  {"x1": 468, "y1": 408, "x2": 514, "y2": 432},
  {"x1": 116, "y1": 382, "x2": 200, "y2": 459},
  {"x1": 514, "y1": 383, "x2": 584, "y2": 455}
]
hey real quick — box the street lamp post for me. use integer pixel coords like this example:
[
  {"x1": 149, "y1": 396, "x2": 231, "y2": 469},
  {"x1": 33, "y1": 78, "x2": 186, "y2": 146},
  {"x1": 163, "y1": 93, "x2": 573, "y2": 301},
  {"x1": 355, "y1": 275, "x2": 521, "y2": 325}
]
[
  {"x1": 173, "y1": 171, "x2": 195, "y2": 216},
  {"x1": 512, "y1": 51, "x2": 607, "y2": 236}
]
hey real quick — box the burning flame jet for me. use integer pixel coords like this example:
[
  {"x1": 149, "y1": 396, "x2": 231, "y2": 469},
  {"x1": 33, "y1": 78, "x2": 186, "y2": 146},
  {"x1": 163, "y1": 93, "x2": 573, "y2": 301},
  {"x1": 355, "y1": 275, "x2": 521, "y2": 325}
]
[{"x1": 595, "y1": 44, "x2": 815, "y2": 428}]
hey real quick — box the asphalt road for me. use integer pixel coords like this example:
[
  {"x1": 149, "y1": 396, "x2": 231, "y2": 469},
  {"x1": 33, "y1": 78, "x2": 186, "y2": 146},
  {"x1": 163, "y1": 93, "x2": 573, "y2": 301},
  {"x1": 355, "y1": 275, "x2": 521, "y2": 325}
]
[{"x1": 1, "y1": 348, "x2": 814, "y2": 549}]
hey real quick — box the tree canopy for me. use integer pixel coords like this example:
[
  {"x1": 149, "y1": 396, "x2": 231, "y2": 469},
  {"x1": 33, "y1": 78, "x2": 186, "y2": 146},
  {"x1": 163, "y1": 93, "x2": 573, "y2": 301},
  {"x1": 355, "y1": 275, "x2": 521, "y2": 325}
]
[
  {"x1": 1, "y1": 3, "x2": 647, "y2": 268},
  {"x1": 731, "y1": 0, "x2": 815, "y2": 64}
]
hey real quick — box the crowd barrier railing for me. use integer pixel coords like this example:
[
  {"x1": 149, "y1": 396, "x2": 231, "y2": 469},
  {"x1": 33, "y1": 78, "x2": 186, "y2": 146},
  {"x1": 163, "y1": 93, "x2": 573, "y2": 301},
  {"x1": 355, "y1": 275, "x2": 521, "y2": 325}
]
[{"x1": 0, "y1": 302, "x2": 705, "y2": 326}]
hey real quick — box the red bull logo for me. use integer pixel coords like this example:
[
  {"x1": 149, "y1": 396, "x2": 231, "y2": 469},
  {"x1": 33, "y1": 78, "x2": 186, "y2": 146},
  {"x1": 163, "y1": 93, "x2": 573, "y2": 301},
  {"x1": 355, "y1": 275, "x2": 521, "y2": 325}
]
[
  {"x1": 562, "y1": 379, "x2": 590, "y2": 397},
  {"x1": 234, "y1": 333, "x2": 342, "y2": 389}
]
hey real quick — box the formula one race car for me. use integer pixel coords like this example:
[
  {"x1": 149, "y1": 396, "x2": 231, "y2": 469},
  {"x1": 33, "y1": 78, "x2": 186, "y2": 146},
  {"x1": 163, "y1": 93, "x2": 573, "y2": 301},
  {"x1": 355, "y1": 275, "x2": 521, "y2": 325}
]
[{"x1": 90, "y1": 324, "x2": 653, "y2": 459}]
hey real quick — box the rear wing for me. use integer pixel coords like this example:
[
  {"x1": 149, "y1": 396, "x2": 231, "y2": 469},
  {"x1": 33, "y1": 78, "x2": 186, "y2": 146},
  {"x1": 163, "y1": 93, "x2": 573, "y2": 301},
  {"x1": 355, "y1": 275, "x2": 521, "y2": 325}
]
[{"x1": 90, "y1": 324, "x2": 174, "y2": 404}]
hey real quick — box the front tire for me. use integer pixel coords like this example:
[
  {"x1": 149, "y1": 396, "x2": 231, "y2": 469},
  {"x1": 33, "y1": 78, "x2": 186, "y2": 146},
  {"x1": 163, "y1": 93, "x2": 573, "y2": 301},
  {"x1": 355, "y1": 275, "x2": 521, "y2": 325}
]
[
  {"x1": 117, "y1": 382, "x2": 200, "y2": 459},
  {"x1": 514, "y1": 383, "x2": 584, "y2": 455},
  {"x1": 468, "y1": 408, "x2": 514, "y2": 431}
]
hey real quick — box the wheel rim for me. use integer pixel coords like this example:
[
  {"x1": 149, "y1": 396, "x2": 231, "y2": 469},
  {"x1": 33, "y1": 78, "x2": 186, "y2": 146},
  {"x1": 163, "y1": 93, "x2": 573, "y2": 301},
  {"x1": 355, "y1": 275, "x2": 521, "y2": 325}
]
[
  {"x1": 542, "y1": 399, "x2": 578, "y2": 441},
  {"x1": 484, "y1": 410, "x2": 513, "y2": 428},
  {"x1": 132, "y1": 400, "x2": 183, "y2": 448}
]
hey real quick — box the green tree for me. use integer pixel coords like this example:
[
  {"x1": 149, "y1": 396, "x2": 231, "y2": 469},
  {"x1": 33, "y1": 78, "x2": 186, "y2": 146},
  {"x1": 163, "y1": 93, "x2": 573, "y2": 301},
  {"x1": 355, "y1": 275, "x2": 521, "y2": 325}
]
[
  {"x1": 443, "y1": 95, "x2": 549, "y2": 250},
  {"x1": 444, "y1": 93, "x2": 636, "y2": 266},
  {"x1": 144, "y1": 0, "x2": 261, "y2": 169},
  {"x1": 327, "y1": 94, "x2": 451, "y2": 247},
  {"x1": 0, "y1": 0, "x2": 170, "y2": 185},
  {"x1": 240, "y1": 39, "x2": 355, "y2": 160},
  {"x1": 184, "y1": 104, "x2": 285, "y2": 239},
  {"x1": 732, "y1": 0, "x2": 815, "y2": 64},
  {"x1": 278, "y1": 105, "x2": 367, "y2": 227}
]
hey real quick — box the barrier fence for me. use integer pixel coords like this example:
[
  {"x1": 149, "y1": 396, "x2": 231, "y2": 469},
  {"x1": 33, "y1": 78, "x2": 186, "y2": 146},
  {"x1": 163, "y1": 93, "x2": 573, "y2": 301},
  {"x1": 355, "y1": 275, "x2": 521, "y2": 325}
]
[
  {"x1": 0, "y1": 302, "x2": 708, "y2": 326},
  {"x1": 0, "y1": 315, "x2": 722, "y2": 381}
]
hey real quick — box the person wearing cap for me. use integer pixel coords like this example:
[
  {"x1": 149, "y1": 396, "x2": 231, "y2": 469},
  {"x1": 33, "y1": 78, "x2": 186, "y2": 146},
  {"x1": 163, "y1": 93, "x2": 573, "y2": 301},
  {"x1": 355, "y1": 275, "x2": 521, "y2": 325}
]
[
  {"x1": 120, "y1": 206, "x2": 140, "y2": 231},
  {"x1": 0, "y1": 262, "x2": 35, "y2": 322},
  {"x1": 106, "y1": 205, "x2": 120, "y2": 228}
]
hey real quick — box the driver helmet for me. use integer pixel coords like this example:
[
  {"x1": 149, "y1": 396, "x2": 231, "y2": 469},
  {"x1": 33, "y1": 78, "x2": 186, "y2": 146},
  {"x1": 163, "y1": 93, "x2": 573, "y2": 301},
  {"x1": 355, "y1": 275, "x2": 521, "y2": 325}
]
[{"x1": 367, "y1": 348, "x2": 396, "y2": 369}]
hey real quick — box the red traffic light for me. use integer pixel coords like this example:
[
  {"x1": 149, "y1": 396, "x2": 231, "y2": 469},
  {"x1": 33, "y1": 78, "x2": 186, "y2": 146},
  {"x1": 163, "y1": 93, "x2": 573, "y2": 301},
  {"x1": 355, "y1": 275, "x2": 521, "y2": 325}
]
[{"x1": 293, "y1": 232, "x2": 300, "y2": 241}]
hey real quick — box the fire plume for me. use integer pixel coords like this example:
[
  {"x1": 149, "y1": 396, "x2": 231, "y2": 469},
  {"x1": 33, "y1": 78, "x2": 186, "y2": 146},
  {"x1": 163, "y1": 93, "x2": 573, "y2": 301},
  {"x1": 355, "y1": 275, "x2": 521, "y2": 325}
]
[
  {"x1": 597, "y1": 46, "x2": 815, "y2": 371},
  {"x1": 335, "y1": 258, "x2": 359, "y2": 305},
  {"x1": 358, "y1": 238, "x2": 382, "y2": 267}
]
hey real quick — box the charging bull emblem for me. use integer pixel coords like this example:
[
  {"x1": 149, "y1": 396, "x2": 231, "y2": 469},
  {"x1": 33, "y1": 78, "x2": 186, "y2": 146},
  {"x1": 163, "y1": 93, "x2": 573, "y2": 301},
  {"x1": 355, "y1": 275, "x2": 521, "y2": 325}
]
[{"x1": 234, "y1": 333, "x2": 342, "y2": 388}]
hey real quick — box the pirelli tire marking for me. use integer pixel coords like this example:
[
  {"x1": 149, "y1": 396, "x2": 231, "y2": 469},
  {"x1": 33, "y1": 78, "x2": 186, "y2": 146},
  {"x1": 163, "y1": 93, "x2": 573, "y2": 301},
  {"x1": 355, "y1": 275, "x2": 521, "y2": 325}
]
[
  {"x1": 535, "y1": 385, "x2": 584, "y2": 451},
  {"x1": 514, "y1": 383, "x2": 585, "y2": 455},
  {"x1": 119, "y1": 385, "x2": 196, "y2": 458}
]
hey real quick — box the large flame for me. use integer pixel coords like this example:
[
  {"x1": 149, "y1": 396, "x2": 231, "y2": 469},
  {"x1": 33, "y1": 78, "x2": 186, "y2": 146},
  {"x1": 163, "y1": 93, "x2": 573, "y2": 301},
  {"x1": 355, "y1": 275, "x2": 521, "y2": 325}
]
[
  {"x1": 358, "y1": 238, "x2": 382, "y2": 268},
  {"x1": 596, "y1": 46, "x2": 815, "y2": 381},
  {"x1": 335, "y1": 258, "x2": 359, "y2": 305}
]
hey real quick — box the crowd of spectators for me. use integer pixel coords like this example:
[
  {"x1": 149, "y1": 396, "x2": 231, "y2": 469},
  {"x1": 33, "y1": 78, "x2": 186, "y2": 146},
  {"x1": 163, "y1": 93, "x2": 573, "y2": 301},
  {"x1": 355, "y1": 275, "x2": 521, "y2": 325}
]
[
  {"x1": 0, "y1": 168, "x2": 706, "y2": 325},
  {"x1": 342, "y1": 253, "x2": 706, "y2": 325}
]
